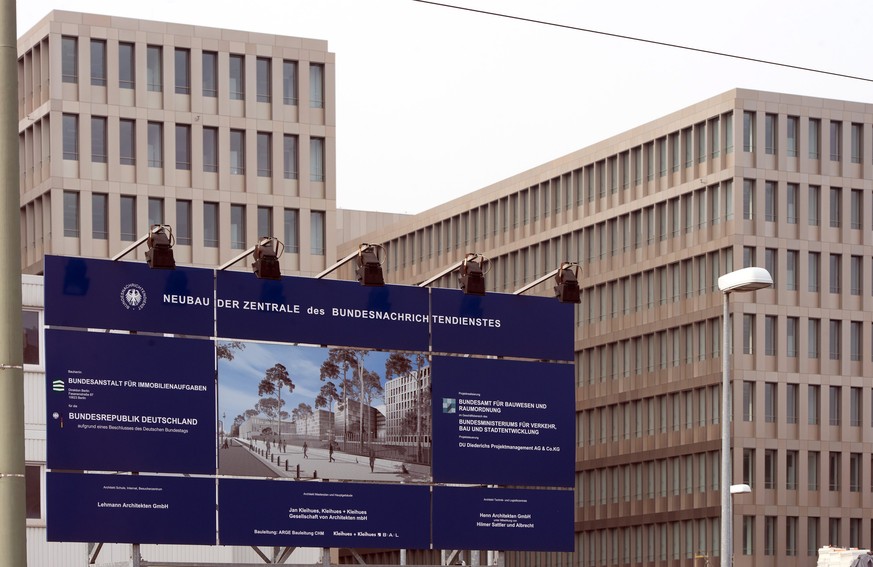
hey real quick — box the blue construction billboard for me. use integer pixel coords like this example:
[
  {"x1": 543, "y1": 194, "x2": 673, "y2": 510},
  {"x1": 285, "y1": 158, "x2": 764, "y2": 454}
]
[{"x1": 44, "y1": 255, "x2": 574, "y2": 551}]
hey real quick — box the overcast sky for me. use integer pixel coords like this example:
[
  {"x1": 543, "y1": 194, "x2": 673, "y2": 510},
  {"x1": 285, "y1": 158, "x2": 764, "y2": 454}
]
[{"x1": 18, "y1": 1, "x2": 873, "y2": 214}]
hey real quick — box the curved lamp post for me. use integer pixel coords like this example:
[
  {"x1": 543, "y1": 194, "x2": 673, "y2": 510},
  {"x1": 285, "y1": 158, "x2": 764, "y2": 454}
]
[{"x1": 717, "y1": 267, "x2": 772, "y2": 567}]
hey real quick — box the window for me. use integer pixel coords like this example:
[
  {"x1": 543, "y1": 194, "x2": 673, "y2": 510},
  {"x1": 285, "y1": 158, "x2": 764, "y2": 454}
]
[
  {"x1": 851, "y1": 321, "x2": 862, "y2": 361},
  {"x1": 230, "y1": 130, "x2": 245, "y2": 174},
  {"x1": 148, "y1": 197, "x2": 164, "y2": 226},
  {"x1": 257, "y1": 206, "x2": 272, "y2": 238},
  {"x1": 146, "y1": 45, "x2": 162, "y2": 92},
  {"x1": 284, "y1": 208, "x2": 299, "y2": 253},
  {"x1": 120, "y1": 195, "x2": 136, "y2": 241},
  {"x1": 851, "y1": 123, "x2": 863, "y2": 163},
  {"x1": 764, "y1": 113, "x2": 777, "y2": 154},
  {"x1": 850, "y1": 518, "x2": 862, "y2": 549},
  {"x1": 203, "y1": 202, "x2": 218, "y2": 247},
  {"x1": 829, "y1": 385, "x2": 842, "y2": 426},
  {"x1": 830, "y1": 187, "x2": 842, "y2": 227},
  {"x1": 175, "y1": 200, "x2": 191, "y2": 245},
  {"x1": 256, "y1": 57, "x2": 271, "y2": 102},
  {"x1": 283, "y1": 60, "x2": 298, "y2": 105},
  {"x1": 92, "y1": 193, "x2": 108, "y2": 240},
  {"x1": 808, "y1": 252, "x2": 820, "y2": 292},
  {"x1": 851, "y1": 189, "x2": 862, "y2": 229},
  {"x1": 829, "y1": 320, "x2": 841, "y2": 360},
  {"x1": 829, "y1": 451, "x2": 841, "y2": 491},
  {"x1": 765, "y1": 316, "x2": 777, "y2": 357},
  {"x1": 91, "y1": 116, "x2": 107, "y2": 163},
  {"x1": 742, "y1": 516, "x2": 754, "y2": 555},
  {"x1": 742, "y1": 179, "x2": 754, "y2": 220},
  {"x1": 63, "y1": 191, "x2": 79, "y2": 237},
  {"x1": 174, "y1": 125, "x2": 191, "y2": 170},
  {"x1": 742, "y1": 111, "x2": 755, "y2": 152},
  {"x1": 850, "y1": 387, "x2": 862, "y2": 426},
  {"x1": 202, "y1": 51, "x2": 217, "y2": 97},
  {"x1": 808, "y1": 451, "x2": 820, "y2": 490},
  {"x1": 850, "y1": 255, "x2": 862, "y2": 295},
  {"x1": 786, "y1": 449, "x2": 798, "y2": 489},
  {"x1": 742, "y1": 314, "x2": 755, "y2": 355},
  {"x1": 830, "y1": 121, "x2": 842, "y2": 161},
  {"x1": 786, "y1": 250, "x2": 798, "y2": 291},
  {"x1": 61, "y1": 36, "x2": 77, "y2": 83},
  {"x1": 764, "y1": 382, "x2": 777, "y2": 421},
  {"x1": 310, "y1": 210, "x2": 325, "y2": 255},
  {"x1": 229, "y1": 54, "x2": 245, "y2": 100},
  {"x1": 787, "y1": 317, "x2": 799, "y2": 358},
  {"x1": 147, "y1": 122, "x2": 162, "y2": 167},
  {"x1": 764, "y1": 516, "x2": 776, "y2": 556},
  {"x1": 22, "y1": 309, "x2": 40, "y2": 366},
  {"x1": 785, "y1": 182, "x2": 798, "y2": 224},
  {"x1": 25, "y1": 464, "x2": 41, "y2": 520},
  {"x1": 850, "y1": 453, "x2": 861, "y2": 492},
  {"x1": 786, "y1": 516, "x2": 798, "y2": 556},
  {"x1": 230, "y1": 204, "x2": 246, "y2": 249},
  {"x1": 807, "y1": 384, "x2": 821, "y2": 425},
  {"x1": 283, "y1": 135, "x2": 298, "y2": 179},
  {"x1": 829, "y1": 518, "x2": 841, "y2": 548},
  {"x1": 808, "y1": 517, "x2": 820, "y2": 556},
  {"x1": 829, "y1": 253, "x2": 841, "y2": 294},
  {"x1": 809, "y1": 118, "x2": 821, "y2": 159},
  {"x1": 310, "y1": 137, "x2": 325, "y2": 181},
  {"x1": 764, "y1": 449, "x2": 776, "y2": 490},
  {"x1": 174, "y1": 48, "x2": 190, "y2": 94},
  {"x1": 743, "y1": 246, "x2": 755, "y2": 268},
  {"x1": 809, "y1": 185, "x2": 820, "y2": 225},
  {"x1": 765, "y1": 248, "x2": 777, "y2": 286},
  {"x1": 787, "y1": 115, "x2": 799, "y2": 157},
  {"x1": 90, "y1": 39, "x2": 106, "y2": 86},
  {"x1": 257, "y1": 132, "x2": 271, "y2": 177},
  {"x1": 310, "y1": 63, "x2": 324, "y2": 108},
  {"x1": 203, "y1": 127, "x2": 218, "y2": 173},
  {"x1": 120, "y1": 119, "x2": 135, "y2": 165},
  {"x1": 62, "y1": 114, "x2": 78, "y2": 160},
  {"x1": 764, "y1": 181, "x2": 776, "y2": 221},
  {"x1": 742, "y1": 381, "x2": 755, "y2": 421},
  {"x1": 809, "y1": 319, "x2": 821, "y2": 359}
]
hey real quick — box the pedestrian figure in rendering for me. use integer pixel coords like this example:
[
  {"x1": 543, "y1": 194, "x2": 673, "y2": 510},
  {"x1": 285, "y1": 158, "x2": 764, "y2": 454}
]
[
  {"x1": 303, "y1": 442, "x2": 309, "y2": 458},
  {"x1": 329, "y1": 442, "x2": 335, "y2": 462},
  {"x1": 369, "y1": 448, "x2": 375, "y2": 473}
]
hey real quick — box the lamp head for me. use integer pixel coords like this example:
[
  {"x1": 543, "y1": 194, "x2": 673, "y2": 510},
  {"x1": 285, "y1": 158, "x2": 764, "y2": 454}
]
[
  {"x1": 459, "y1": 254, "x2": 486, "y2": 295},
  {"x1": 146, "y1": 225, "x2": 175, "y2": 269},
  {"x1": 356, "y1": 245, "x2": 385, "y2": 286},
  {"x1": 718, "y1": 267, "x2": 773, "y2": 293},
  {"x1": 554, "y1": 262, "x2": 581, "y2": 303},
  {"x1": 252, "y1": 237, "x2": 281, "y2": 280}
]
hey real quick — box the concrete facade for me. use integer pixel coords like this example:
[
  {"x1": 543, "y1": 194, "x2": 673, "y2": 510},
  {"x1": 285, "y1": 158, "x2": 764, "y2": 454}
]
[{"x1": 339, "y1": 89, "x2": 873, "y2": 567}]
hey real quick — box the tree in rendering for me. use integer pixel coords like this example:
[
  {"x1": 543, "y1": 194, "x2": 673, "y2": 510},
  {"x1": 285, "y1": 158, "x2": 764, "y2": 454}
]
[{"x1": 258, "y1": 363, "x2": 294, "y2": 439}]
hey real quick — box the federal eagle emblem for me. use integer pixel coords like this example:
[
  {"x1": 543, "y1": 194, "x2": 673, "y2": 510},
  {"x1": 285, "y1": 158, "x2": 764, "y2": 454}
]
[{"x1": 120, "y1": 283, "x2": 148, "y2": 310}]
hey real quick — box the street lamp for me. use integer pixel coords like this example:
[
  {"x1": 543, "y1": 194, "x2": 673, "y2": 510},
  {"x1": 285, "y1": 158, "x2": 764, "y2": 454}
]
[{"x1": 717, "y1": 267, "x2": 772, "y2": 567}]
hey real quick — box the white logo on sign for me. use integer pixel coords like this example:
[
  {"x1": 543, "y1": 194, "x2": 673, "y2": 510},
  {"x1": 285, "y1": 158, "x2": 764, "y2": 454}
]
[{"x1": 120, "y1": 283, "x2": 148, "y2": 310}]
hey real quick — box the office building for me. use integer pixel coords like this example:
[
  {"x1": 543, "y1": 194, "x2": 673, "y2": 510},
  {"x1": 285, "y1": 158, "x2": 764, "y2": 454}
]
[
  {"x1": 18, "y1": 10, "x2": 337, "y2": 276},
  {"x1": 339, "y1": 89, "x2": 873, "y2": 567}
]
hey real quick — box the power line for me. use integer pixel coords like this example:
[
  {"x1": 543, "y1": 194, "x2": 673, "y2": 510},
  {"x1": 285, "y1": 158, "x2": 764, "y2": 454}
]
[{"x1": 413, "y1": 0, "x2": 873, "y2": 84}]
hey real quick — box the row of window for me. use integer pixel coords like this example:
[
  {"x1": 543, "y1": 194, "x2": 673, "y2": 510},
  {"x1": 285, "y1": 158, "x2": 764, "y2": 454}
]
[
  {"x1": 385, "y1": 179, "x2": 872, "y2": 285},
  {"x1": 576, "y1": 515, "x2": 854, "y2": 564},
  {"x1": 745, "y1": 180, "x2": 868, "y2": 229},
  {"x1": 743, "y1": 110, "x2": 867, "y2": 163},
  {"x1": 578, "y1": 315, "x2": 873, "y2": 391},
  {"x1": 61, "y1": 36, "x2": 325, "y2": 107},
  {"x1": 60, "y1": 114, "x2": 326, "y2": 181},
  {"x1": 61, "y1": 192, "x2": 326, "y2": 254}
]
